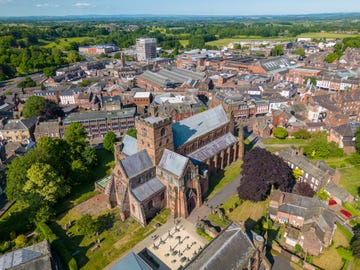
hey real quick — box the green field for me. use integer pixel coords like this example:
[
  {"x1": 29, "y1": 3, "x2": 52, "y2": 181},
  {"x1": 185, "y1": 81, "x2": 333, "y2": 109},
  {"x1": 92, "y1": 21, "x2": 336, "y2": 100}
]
[
  {"x1": 42, "y1": 36, "x2": 101, "y2": 50},
  {"x1": 297, "y1": 32, "x2": 359, "y2": 39},
  {"x1": 179, "y1": 39, "x2": 189, "y2": 47},
  {"x1": 206, "y1": 36, "x2": 292, "y2": 47}
]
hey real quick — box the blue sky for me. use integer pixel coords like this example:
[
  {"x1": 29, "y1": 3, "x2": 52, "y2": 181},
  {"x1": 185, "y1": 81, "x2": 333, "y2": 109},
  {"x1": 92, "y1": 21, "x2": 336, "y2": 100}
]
[{"x1": 0, "y1": 0, "x2": 359, "y2": 17}]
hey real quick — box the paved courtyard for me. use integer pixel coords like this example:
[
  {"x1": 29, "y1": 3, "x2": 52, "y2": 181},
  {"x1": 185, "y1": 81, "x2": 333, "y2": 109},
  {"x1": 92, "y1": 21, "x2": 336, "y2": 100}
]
[{"x1": 147, "y1": 220, "x2": 205, "y2": 270}]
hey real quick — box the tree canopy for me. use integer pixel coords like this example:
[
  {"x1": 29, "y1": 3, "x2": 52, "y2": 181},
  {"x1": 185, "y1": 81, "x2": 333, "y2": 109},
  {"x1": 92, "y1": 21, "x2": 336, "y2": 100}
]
[
  {"x1": 356, "y1": 127, "x2": 360, "y2": 154},
  {"x1": 64, "y1": 122, "x2": 87, "y2": 158},
  {"x1": 293, "y1": 129, "x2": 311, "y2": 139},
  {"x1": 237, "y1": 147, "x2": 295, "y2": 202},
  {"x1": 17, "y1": 77, "x2": 36, "y2": 88},
  {"x1": 126, "y1": 128, "x2": 137, "y2": 139},
  {"x1": 22, "y1": 96, "x2": 46, "y2": 119},
  {"x1": 293, "y1": 182, "x2": 315, "y2": 197},
  {"x1": 273, "y1": 127, "x2": 288, "y2": 139},
  {"x1": 103, "y1": 131, "x2": 116, "y2": 153}
]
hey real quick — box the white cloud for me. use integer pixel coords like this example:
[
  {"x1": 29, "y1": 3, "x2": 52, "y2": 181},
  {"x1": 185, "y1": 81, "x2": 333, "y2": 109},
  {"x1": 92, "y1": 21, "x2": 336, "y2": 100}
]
[
  {"x1": 73, "y1": 2, "x2": 91, "y2": 8},
  {"x1": 0, "y1": 0, "x2": 12, "y2": 4},
  {"x1": 35, "y1": 3, "x2": 49, "y2": 7}
]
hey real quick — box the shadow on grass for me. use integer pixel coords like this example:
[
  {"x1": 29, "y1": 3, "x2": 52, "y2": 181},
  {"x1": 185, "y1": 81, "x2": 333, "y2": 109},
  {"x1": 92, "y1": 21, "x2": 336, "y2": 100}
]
[
  {"x1": 206, "y1": 170, "x2": 225, "y2": 197},
  {"x1": 50, "y1": 222, "x2": 91, "y2": 269}
]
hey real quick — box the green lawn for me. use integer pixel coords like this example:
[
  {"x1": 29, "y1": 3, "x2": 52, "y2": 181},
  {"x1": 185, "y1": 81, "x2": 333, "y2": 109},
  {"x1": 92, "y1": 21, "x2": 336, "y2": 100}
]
[
  {"x1": 179, "y1": 40, "x2": 189, "y2": 47},
  {"x1": 53, "y1": 208, "x2": 170, "y2": 270},
  {"x1": 42, "y1": 36, "x2": 102, "y2": 50},
  {"x1": 313, "y1": 225, "x2": 351, "y2": 270},
  {"x1": 226, "y1": 199, "x2": 268, "y2": 229},
  {"x1": 297, "y1": 32, "x2": 359, "y2": 39},
  {"x1": 206, "y1": 36, "x2": 291, "y2": 47},
  {"x1": 262, "y1": 138, "x2": 308, "y2": 145},
  {"x1": 208, "y1": 213, "x2": 230, "y2": 228},
  {"x1": 207, "y1": 159, "x2": 242, "y2": 199},
  {"x1": 338, "y1": 165, "x2": 360, "y2": 197}
]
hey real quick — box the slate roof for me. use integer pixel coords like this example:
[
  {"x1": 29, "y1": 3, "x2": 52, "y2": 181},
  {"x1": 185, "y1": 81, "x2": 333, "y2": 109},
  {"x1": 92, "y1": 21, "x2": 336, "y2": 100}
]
[
  {"x1": 131, "y1": 177, "x2": 165, "y2": 202},
  {"x1": 188, "y1": 133, "x2": 238, "y2": 164},
  {"x1": 121, "y1": 135, "x2": 138, "y2": 156},
  {"x1": 158, "y1": 149, "x2": 188, "y2": 177},
  {"x1": 63, "y1": 108, "x2": 136, "y2": 124},
  {"x1": 185, "y1": 223, "x2": 255, "y2": 270},
  {"x1": 120, "y1": 150, "x2": 153, "y2": 178},
  {"x1": 0, "y1": 240, "x2": 53, "y2": 270},
  {"x1": 109, "y1": 252, "x2": 152, "y2": 270},
  {"x1": 324, "y1": 181, "x2": 353, "y2": 203},
  {"x1": 278, "y1": 148, "x2": 331, "y2": 183},
  {"x1": 172, "y1": 105, "x2": 229, "y2": 148}
]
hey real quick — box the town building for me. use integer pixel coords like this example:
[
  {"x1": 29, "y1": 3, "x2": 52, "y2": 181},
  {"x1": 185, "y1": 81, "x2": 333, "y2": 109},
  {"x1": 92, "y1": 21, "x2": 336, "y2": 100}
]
[
  {"x1": 78, "y1": 44, "x2": 118, "y2": 55},
  {"x1": 269, "y1": 189, "x2": 336, "y2": 256},
  {"x1": 0, "y1": 117, "x2": 37, "y2": 143},
  {"x1": 60, "y1": 108, "x2": 136, "y2": 139},
  {"x1": 136, "y1": 38, "x2": 157, "y2": 61}
]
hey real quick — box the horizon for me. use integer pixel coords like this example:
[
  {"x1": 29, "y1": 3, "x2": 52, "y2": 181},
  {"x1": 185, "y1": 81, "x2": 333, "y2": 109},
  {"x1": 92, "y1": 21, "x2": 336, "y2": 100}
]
[{"x1": 0, "y1": 0, "x2": 360, "y2": 17}]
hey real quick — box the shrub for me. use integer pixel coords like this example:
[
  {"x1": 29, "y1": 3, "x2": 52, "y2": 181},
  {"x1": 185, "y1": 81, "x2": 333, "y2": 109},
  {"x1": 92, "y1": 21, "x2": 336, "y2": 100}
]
[
  {"x1": 273, "y1": 127, "x2": 288, "y2": 139},
  {"x1": 14, "y1": 234, "x2": 27, "y2": 247},
  {"x1": 293, "y1": 129, "x2": 311, "y2": 139}
]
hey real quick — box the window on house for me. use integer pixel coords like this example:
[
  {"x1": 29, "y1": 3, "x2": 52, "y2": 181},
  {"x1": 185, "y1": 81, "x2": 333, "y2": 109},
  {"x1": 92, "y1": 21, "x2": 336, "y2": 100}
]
[{"x1": 160, "y1": 127, "x2": 166, "y2": 137}]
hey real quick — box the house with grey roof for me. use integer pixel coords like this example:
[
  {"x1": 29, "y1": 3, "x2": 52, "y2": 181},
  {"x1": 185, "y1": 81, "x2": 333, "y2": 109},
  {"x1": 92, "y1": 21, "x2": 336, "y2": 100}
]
[
  {"x1": 185, "y1": 223, "x2": 265, "y2": 270},
  {"x1": 278, "y1": 148, "x2": 334, "y2": 191},
  {"x1": 109, "y1": 251, "x2": 152, "y2": 270},
  {"x1": 0, "y1": 240, "x2": 55, "y2": 270},
  {"x1": 269, "y1": 189, "x2": 336, "y2": 256}
]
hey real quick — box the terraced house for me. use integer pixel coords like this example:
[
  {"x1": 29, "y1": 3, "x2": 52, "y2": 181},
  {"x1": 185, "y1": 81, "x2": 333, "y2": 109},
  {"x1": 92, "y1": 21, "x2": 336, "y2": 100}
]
[{"x1": 99, "y1": 105, "x2": 243, "y2": 226}]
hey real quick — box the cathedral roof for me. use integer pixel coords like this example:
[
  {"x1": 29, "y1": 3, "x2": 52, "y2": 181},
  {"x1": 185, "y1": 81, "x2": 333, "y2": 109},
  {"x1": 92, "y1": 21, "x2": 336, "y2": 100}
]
[
  {"x1": 172, "y1": 105, "x2": 229, "y2": 148},
  {"x1": 120, "y1": 150, "x2": 153, "y2": 178},
  {"x1": 159, "y1": 149, "x2": 188, "y2": 177},
  {"x1": 131, "y1": 177, "x2": 165, "y2": 202}
]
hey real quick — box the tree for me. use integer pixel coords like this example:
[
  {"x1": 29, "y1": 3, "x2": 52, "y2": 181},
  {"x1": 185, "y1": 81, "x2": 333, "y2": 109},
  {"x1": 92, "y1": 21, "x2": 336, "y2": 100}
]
[
  {"x1": 43, "y1": 67, "x2": 56, "y2": 77},
  {"x1": 292, "y1": 167, "x2": 303, "y2": 180},
  {"x1": 82, "y1": 146, "x2": 98, "y2": 167},
  {"x1": 22, "y1": 96, "x2": 46, "y2": 118},
  {"x1": 24, "y1": 163, "x2": 70, "y2": 204},
  {"x1": 352, "y1": 224, "x2": 360, "y2": 258},
  {"x1": 126, "y1": 128, "x2": 137, "y2": 139},
  {"x1": 293, "y1": 182, "x2": 315, "y2": 197},
  {"x1": 356, "y1": 127, "x2": 360, "y2": 153},
  {"x1": 237, "y1": 147, "x2": 295, "y2": 202},
  {"x1": 273, "y1": 127, "x2": 288, "y2": 139},
  {"x1": 293, "y1": 129, "x2": 311, "y2": 139},
  {"x1": 294, "y1": 48, "x2": 305, "y2": 57},
  {"x1": 103, "y1": 131, "x2": 116, "y2": 153},
  {"x1": 14, "y1": 234, "x2": 27, "y2": 247},
  {"x1": 41, "y1": 100, "x2": 64, "y2": 120},
  {"x1": 77, "y1": 214, "x2": 98, "y2": 236},
  {"x1": 271, "y1": 45, "x2": 283, "y2": 56},
  {"x1": 304, "y1": 77, "x2": 317, "y2": 86},
  {"x1": 64, "y1": 122, "x2": 87, "y2": 158},
  {"x1": 17, "y1": 77, "x2": 36, "y2": 88}
]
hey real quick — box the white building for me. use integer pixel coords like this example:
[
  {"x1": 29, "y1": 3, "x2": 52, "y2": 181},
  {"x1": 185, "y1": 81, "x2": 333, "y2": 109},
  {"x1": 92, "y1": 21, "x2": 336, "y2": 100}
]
[{"x1": 136, "y1": 38, "x2": 157, "y2": 61}]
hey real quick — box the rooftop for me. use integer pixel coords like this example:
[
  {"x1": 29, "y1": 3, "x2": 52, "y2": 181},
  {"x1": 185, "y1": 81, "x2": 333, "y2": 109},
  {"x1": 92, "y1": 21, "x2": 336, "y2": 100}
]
[
  {"x1": 63, "y1": 108, "x2": 136, "y2": 124},
  {"x1": 172, "y1": 105, "x2": 229, "y2": 148},
  {"x1": 159, "y1": 149, "x2": 188, "y2": 178},
  {"x1": 131, "y1": 177, "x2": 165, "y2": 202},
  {"x1": 120, "y1": 150, "x2": 153, "y2": 179}
]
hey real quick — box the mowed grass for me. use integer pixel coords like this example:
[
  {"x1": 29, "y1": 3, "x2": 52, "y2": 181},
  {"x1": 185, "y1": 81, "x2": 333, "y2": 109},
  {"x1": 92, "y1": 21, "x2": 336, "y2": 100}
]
[
  {"x1": 179, "y1": 40, "x2": 189, "y2": 47},
  {"x1": 297, "y1": 32, "x2": 359, "y2": 39},
  {"x1": 227, "y1": 199, "x2": 268, "y2": 226},
  {"x1": 42, "y1": 36, "x2": 101, "y2": 50},
  {"x1": 207, "y1": 159, "x2": 242, "y2": 199},
  {"x1": 313, "y1": 226, "x2": 350, "y2": 270},
  {"x1": 338, "y1": 165, "x2": 360, "y2": 197},
  {"x1": 206, "y1": 36, "x2": 291, "y2": 47},
  {"x1": 262, "y1": 138, "x2": 308, "y2": 145}
]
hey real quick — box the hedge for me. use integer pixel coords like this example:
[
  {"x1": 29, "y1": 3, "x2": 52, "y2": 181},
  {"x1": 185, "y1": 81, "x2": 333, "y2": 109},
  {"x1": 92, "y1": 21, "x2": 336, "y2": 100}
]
[{"x1": 37, "y1": 222, "x2": 78, "y2": 270}]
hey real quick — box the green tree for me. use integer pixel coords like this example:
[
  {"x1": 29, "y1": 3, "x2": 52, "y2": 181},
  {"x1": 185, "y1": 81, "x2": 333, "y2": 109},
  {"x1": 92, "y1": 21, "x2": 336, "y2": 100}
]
[
  {"x1": 356, "y1": 127, "x2": 360, "y2": 153},
  {"x1": 77, "y1": 214, "x2": 98, "y2": 236},
  {"x1": 24, "y1": 163, "x2": 70, "y2": 204},
  {"x1": 273, "y1": 127, "x2": 288, "y2": 139},
  {"x1": 292, "y1": 167, "x2": 303, "y2": 180},
  {"x1": 126, "y1": 128, "x2": 137, "y2": 139},
  {"x1": 64, "y1": 123, "x2": 87, "y2": 158},
  {"x1": 103, "y1": 131, "x2": 116, "y2": 153},
  {"x1": 82, "y1": 146, "x2": 98, "y2": 167},
  {"x1": 22, "y1": 96, "x2": 46, "y2": 118},
  {"x1": 14, "y1": 234, "x2": 27, "y2": 247},
  {"x1": 294, "y1": 48, "x2": 305, "y2": 57},
  {"x1": 17, "y1": 77, "x2": 36, "y2": 88},
  {"x1": 271, "y1": 45, "x2": 283, "y2": 56},
  {"x1": 293, "y1": 129, "x2": 311, "y2": 139},
  {"x1": 304, "y1": 77, "x2": 317, "y2": 86},
  {"x1": 43, "y1": 67, "x2": 57, "y2": 77}
]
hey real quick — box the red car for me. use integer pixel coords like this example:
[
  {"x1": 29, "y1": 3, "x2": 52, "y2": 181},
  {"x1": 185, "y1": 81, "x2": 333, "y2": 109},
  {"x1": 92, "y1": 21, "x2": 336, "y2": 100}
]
[
  {"x1": 340, "y1": 209, "x2": 352, "y2": 218},
  {"x1": 328, "y1": 199, "x2": 337, "y2": 206}
]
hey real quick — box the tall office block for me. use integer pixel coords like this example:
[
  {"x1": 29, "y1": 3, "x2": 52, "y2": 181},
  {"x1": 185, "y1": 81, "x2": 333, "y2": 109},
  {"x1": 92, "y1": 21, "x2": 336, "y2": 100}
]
[{"x1": 136, "y1": 38, "x2": 157, "y2": 61}]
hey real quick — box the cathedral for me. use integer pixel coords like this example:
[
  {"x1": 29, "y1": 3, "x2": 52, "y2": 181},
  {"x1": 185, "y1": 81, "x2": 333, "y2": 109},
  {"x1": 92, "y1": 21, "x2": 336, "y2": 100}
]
[{"x1": 102, "y1": 105, "x2": 243, "y2": 226}]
